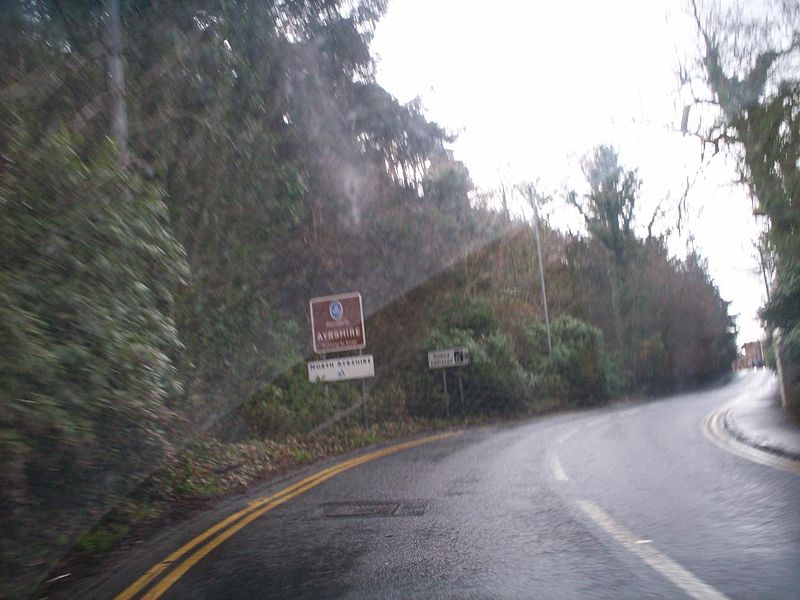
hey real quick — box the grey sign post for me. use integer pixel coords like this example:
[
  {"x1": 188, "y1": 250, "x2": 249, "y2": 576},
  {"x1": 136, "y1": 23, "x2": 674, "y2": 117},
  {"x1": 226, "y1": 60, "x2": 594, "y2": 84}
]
[
  {"x1": 308, "y1": 292, "x2": 372, "y2": 425},
  {"x1": 458, "y1": 367, "x2": 465, "y2": 415},
  {"x1": 442, "y1": 370, "x2": 448, "y2": 417},
  {"x1": 428, "y1": 347, "x2": 470, "y2": 416},
  {"x1": 360, "y1": 348, "x2": 368, "y2": 427}
]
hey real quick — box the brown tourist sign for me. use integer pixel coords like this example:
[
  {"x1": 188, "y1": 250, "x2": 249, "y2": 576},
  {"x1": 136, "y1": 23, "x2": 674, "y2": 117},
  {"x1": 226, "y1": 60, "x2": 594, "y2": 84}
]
[{"x1": 309, "y1": 292, "x2": 366, "y2": 354}]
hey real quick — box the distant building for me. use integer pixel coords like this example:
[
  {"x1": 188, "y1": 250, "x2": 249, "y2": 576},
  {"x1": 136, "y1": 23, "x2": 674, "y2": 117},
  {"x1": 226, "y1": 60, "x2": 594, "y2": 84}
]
[
  {"x1": 732, "y1": 355, "x2": 749, "y2": 371},
  {"x1": 733, "y1": 340, "x2": 765, "y2": 370}
]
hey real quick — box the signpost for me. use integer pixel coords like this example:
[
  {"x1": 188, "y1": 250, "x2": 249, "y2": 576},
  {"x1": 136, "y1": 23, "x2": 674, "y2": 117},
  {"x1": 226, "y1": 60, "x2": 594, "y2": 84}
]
[
  {"x1": 428, "y1": 347, "x2": 470, "y2": 417},
  {"x1": 309, "y1": 292, "x2": 365, "y2": 354},
  {"x1": 308, "y1": 291, "x2": 371, "y2": 426},
  {"x1": 427, "y1": 347, "x2": 470, "y2": 369},
  {"x1": 307, "y1": 354, "x2": 375, "y2": 383}
]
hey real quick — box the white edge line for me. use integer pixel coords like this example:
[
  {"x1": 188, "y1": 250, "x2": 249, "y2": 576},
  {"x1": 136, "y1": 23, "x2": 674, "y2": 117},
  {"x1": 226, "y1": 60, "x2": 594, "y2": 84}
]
[
  {"x1": 548, "y1": 451, "x2": 569, "y2": 481},
  {"x1": 618, "y1": 406, "x2": 642, "y2": 417},
  {"x1": 576, "y1": 500, "x2": 730, "y2": 600},
  {"x1": 584, "y1": 416, "x2": 611, "y2": 429},
  {"x1": 556, "y1": 427, "x2": 579, "y2": 445}
]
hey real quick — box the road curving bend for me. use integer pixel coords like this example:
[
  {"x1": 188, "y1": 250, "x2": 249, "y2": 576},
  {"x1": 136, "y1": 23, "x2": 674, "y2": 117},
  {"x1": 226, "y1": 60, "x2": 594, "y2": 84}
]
[{"x1": 63, "y1": 372, "x2": 799, "y2": 600}]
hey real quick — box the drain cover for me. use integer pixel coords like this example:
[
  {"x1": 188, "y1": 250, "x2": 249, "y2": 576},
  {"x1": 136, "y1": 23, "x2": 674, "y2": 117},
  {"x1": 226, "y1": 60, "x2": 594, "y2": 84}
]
[
  {"x1": 321, "y1": 500, "x2": 428, "y2": 518},
  {"x1": 324, "y1": 501, "x2": 398, "y2": 518},
  {"x1": 394, "y1": 501, "x2": 427, "y2": 516}
]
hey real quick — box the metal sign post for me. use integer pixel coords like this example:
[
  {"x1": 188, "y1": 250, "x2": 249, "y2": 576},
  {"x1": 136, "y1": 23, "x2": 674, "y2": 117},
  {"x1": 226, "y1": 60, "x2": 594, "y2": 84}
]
[
  {"x1": 360, "y1": 348, "x2": 368, "y2": 428},
  {"x1": 428, "y1": 347, "x2": 469, "y2": 419},
  {"x1": 458, "y1": 367, "x2": 464, "y2": 414},
  {"x1": 322, "y1": 353, "x2": 329, "y2": 398},
  {"x1": 306, "y1": 292, "x2": 375, "y2": 433},
  {"x1": 308, "y1": 292, "x2": 374, "y2": 387},
  {"x1": 528, "y1": 186, "x2": 552, "y2": 354},
  {"x1": 362, "y1": 377, "x2": 368, "y2": 427},
  {"x1": 442, "y1": 370, "x2": 449, "y2": 418},
  {"x1": 428, "y1": 347, "x2": 470, "y2": 369}
]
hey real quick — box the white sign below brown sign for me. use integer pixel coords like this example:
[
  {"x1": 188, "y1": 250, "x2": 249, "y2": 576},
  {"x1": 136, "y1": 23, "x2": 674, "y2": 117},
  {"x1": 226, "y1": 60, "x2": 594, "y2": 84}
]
[{"x1": 307, "y1": 354, "x2": 375, "y2": 382}]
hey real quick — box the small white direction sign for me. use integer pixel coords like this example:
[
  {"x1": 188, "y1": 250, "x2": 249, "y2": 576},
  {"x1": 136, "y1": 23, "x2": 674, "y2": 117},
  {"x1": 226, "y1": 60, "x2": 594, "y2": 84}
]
[
  {"x1": 428, "y1": 347, "x2": 470, "y2": 369},
  {"x1": 308, "y1": 354, "x2": 375, "y2": 382}
]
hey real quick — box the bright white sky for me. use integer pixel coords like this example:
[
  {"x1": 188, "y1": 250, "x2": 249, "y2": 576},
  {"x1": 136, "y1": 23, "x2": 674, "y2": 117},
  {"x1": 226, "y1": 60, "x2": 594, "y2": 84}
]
[{"x1": 371, "y1": 0, "x2": 767, "y2": 344}]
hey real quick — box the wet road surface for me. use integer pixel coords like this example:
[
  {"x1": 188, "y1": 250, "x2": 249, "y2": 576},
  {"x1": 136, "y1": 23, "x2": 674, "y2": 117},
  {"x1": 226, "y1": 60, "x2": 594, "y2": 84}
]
[{"x1": 91, "y1": 371, "x2": 800, "y2": 599}]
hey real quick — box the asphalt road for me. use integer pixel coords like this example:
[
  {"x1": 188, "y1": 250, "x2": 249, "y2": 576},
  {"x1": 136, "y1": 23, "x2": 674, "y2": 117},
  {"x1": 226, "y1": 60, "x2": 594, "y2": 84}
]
[{"x1": 90, "y1": 371, "x2": 799, "y2": 599}]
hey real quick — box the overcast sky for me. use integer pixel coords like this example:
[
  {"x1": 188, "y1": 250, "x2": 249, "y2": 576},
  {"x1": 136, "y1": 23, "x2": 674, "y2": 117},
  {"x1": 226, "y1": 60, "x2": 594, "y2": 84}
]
[{"x1": 371, "y1": 0, "x2": 767, "y2": 344}]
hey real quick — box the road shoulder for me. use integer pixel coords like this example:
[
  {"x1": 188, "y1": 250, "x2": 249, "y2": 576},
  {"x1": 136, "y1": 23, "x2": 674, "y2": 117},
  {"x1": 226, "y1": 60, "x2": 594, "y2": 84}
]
[{"x1": 722, "y1": 371, "x2": 800, "y2": 461}]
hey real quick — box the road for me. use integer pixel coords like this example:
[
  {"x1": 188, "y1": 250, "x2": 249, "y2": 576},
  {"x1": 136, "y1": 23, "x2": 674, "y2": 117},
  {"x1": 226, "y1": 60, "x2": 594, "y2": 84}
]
[{"x1": 87, "y1": 371, "x2": 799, "y2": 599}]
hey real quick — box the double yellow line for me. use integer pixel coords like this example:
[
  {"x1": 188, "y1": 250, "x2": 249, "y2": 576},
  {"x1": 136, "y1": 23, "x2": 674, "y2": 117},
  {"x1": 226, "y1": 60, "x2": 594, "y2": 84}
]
[
  {"x1": 702, "y1": 409, "x2": 800, "y2": 475},
  {"x1": 116, "y1": 431, "x2": 459, "y2": 600}
]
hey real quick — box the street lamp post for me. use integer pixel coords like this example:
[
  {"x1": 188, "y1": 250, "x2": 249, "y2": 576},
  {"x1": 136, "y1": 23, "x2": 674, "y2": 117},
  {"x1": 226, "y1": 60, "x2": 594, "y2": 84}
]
[{"x1": 528, "y1": 185, "x2": 552, "y2": 354}]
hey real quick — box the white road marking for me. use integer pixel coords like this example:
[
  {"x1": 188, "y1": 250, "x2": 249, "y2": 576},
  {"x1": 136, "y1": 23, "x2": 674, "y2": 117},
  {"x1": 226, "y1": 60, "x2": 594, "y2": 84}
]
[
  {"x1": 618, "y1": 406, "x2": 642, "y2": 417},
  {"x1": 584, "y1": 416, "x2": 611, "y2": 429},
  {"x1": 548, "y1": 451, "x2": 569, "y2": 481},
  {"x1": 556, "y1": 427, "x2": 579, "y2": 445},
  {"x1": 576, "y1": 500, "x2": 730, "y2": 600}
]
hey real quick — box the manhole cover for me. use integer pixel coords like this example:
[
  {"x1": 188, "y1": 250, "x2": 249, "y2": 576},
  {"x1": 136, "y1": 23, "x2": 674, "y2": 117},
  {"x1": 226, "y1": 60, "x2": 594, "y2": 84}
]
[
  {"x1": 321, "y1": 500, "x2": 428, "y2": 518},
  {"x1": 394, "y1": 501, "x2": 427, "y2": 516},
  {"x1": 323, "y1": 501, "x2": 399, "y2": 518}
]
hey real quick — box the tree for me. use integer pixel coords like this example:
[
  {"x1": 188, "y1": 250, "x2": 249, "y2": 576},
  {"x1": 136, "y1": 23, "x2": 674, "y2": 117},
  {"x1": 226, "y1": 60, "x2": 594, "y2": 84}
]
[
  {"x1": 569, "y1": 145, "x2": 640, "y2": 350},
  {"x1": 0, "y1": 131, "x2": 187, "y2": 597},
  {"x1": 0, "y1": 2, "x2": 481, "y2": 590},
  {"x1": 687, "y1": 0, "x2": 800, "y2": 411},
  {"x1": 571, "y1": 145, "x2": 639, "y2": 266}
]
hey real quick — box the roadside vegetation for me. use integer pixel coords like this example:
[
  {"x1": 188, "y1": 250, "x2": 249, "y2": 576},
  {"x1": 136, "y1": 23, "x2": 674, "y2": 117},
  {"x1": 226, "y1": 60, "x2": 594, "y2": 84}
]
[
  {"x1": 0, "y1": 1, "x2": 774, "y2": 597},
  {"x1": 684, "y1": 0, "x2": 800, "y2": 415}
]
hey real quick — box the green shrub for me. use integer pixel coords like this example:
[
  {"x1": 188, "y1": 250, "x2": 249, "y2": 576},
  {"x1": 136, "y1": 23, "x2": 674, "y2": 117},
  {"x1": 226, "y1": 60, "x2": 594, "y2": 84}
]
[
  {"x1": 241, "y1": 384, "x2": 296, "y2": 436},
  {"x1": 765, "y1": 340, "x2": 777, "y2": 371},
  {"x1": 0, "y1": 129, "x2": 187, "y2": 595},
  {"x1": 632, "y1": 334, "x2": 669, "y2": 391},
  {"x1": 603, "y1": 352, "x2": 629, "y2": 397},
  {"x1": 762, "y1": 259, "x2": 800, "y2": 414},
  {"x1": 369, "y1": 381, "x2": 407, "y2": 421},
  {"x1": 239, "y1": 366, "x2": 365, "y2": 438},
  {"x1": 414, "y1": 324, "x2": 534, "y2": 417},
  {"x1": 775, "y1": 326, "x2": 800, "y2": 415},
  {"x1": 74, "y1": 523, "x2": 131, "y2": 557},
  {"x1": 444, "y1": 298, "x2": 499, "y2": 338},
  {"x1": 517, "y1": 316, "x2": 608, "y2": 405}
]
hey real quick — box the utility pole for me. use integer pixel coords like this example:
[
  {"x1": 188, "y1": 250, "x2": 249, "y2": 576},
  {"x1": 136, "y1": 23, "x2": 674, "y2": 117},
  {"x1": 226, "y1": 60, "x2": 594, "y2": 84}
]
[
  {"x1": 528, "y1": 185, "x2": 552, "y2": 354},
  {"x1": 104, "y1": 0, "x2": 130, "y2": 169}
]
